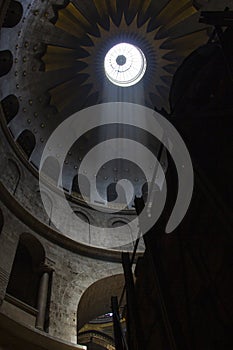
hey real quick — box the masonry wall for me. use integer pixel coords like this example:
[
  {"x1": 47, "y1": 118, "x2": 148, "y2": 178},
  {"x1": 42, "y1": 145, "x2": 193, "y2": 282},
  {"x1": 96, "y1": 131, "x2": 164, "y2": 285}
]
[
  {"x1": 0, "y1": 122, "x2": 144, "y2": 251},
  {"x1": 0, "y1": 201, "x2": 124, "y2": 343}
]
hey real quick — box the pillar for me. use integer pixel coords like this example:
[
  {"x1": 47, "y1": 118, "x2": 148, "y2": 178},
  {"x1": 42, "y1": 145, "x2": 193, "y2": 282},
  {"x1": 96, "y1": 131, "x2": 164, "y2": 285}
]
[{"x1": 36, "y1": 265, "x2": 53, "y2": 331}]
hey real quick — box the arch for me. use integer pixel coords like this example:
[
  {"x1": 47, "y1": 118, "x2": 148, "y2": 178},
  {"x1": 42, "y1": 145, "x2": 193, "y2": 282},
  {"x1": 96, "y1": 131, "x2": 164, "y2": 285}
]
[
  {"x1": 78, "y1": 331, "x2": 115, "y2": 350},
  {"x1": 111, "y1": 220, "x2": 134, "y2": 250},
  {"x1": 112, "y1": 220, "x2": 128, "y2": 228},
  {"x1": 77, "y1": 274, "x2": 125, "y2": 330},
  {"x1": 3, "y1": 1, "x2": 23, "y2": 28},
  {"x1": 107, "y1": 183, "x2": 126, "y2": 204},
  {"x1": 16, "y1": 129, "x2": 36, "y2": 158},
  {"x1": 0, "y1": 208, "x2": 3, "y2": 234},
  {"x1": 0, "y1": 50, "x2": 13, "y2": 77},
  {"x1": 41, "y1": 156, "x2": 60, "y2": 185},
  {"x1": 72, "y1": 174, "x2": 90, "y2": 198},
  {"x1": 1, "y1": 95, "x2": 19, "y2": 123},
  {"x1": 74, "y1": 211, "x2": 90, "y2": 224},
  {"x1": 7, "y1": 233, "x2": 45, "y2": 308}
]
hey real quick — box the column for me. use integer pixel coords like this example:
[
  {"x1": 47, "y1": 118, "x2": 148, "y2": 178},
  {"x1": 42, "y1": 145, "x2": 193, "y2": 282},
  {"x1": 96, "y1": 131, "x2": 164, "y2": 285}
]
[{"x1": 36, "y1": 265, "x2": 52, "y2": 331}]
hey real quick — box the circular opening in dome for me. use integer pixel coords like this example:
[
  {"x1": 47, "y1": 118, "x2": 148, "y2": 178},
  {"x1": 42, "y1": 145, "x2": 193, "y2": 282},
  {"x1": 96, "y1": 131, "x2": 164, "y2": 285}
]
[{"x1": 104, "y1": 43, "x2": 147, "y2": 87}]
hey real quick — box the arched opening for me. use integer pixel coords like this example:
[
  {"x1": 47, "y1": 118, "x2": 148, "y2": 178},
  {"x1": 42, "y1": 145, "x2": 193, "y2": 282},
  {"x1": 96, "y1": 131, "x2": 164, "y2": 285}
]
[
  {"x1": 3, "y1": 1, "x2": 23, "y2": 28},
  {"x1": 111, "y1": 220, "x2": 134, "y2": 250},
  {"x1": 41, "y1": 156, "x2": 60, "y2": 185},
  {"x1": 77, "y1": 274, "x2": 126, "y2": 349},
  {"x1": 7, "y1": 233, "x2": 45, "y2": 308},
  {"x1": 0, "y1": 208, "x2": 3, "y2": 234},
  {"x1": 72, "y1": 174, "x2": 90, "y2": 199},
  {"x1": 74, "y1": 211, "x2": 89, "y2": 223},
  {"x1": 1, "y1": 95, "x2": 19, "y2": 123},
  {"x1": 112, "y1": 220, "x2": 126, "y2": 228},
  {"x1": 16, "y1": 129, "x2": 36, "y2": 158},
  {"x1": 107, "y1": 183, "x2": 118, "y2": 202},
  {"x1": 107, "y1": 183, "x2": 127, "y2": 203},
  {"x1": 0, "y1": 50, "x2": 13, "y2": 77}
]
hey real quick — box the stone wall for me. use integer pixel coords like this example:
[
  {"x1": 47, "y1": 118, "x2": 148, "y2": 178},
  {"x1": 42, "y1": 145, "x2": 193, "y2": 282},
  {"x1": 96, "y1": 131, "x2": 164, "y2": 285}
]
[
  {"x1": 0, "y1": 201, "x2": 124, "y2": 343},
  {"x1": 0, "y1": 122, "x2": 144, "y2": 251},
  {"x1": 0, "y1": 93, "x2": 143, "y2": 344}
]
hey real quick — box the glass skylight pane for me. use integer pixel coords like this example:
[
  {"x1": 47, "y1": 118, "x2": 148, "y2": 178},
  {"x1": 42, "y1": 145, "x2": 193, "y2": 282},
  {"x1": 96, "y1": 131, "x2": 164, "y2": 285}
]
[{"x1": 104, "y1": 42, "x2": 147, "y2": 87}]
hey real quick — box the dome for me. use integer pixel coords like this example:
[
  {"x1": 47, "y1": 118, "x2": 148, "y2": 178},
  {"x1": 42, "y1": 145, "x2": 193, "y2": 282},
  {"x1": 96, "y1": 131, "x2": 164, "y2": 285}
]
[
  {"x1": 0, "y1": 1, "x2": 232, "y2": 350},
  {"x1": 0, "y1": 0, "x2": 208, "y2": 223}
]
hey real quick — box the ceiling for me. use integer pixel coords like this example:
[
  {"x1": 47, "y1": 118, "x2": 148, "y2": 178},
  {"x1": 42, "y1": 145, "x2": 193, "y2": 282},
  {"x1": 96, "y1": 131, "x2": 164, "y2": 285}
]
[{"x1": 0, "y1": 0, "x2": 231, "y2": 209}]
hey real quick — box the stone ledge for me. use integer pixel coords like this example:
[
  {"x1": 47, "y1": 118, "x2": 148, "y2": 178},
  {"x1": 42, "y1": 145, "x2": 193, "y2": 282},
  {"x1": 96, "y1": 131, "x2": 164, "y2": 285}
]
[
  {"x1": 0, "y1": 181, "x2": 143, "y2": 263},
  {"x1": 0, "y1": 312, "x2": 86, "y2": 350}
]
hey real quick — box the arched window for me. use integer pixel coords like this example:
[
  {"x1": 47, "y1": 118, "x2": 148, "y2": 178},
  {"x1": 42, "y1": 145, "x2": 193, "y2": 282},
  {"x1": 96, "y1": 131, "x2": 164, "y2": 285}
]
[
  {"x1": 3, "y1": 1, "x2": 23, "y2": 28},
  {"x1": 111, "y1": 220, "x2": 133, "y2": 250},
  {"x1": 0, "y1": 208, "x2": 3, "y2": 234},
  {"x1": 7, "y1": 234, "x2": 45, "y2": 308},
  {"x1": 78, "y1": 274, "x2": 126, "y2": 349},
  {"x1": 1, "y1": 95, "x2": 19, "y2": 123},
  {"x1": 75, "y1": 211, "x2": 89, "y2": 225},
  {"x1": 107, "y1": 183, "x2": 117, "y2": 202},
  {"x1": 112, "y1": 220, "x2": 127, "y2": 228},
  {"x1": 107, "y1": 182, "x2": 127, "y2": 205},
  {"x1": 16, "y1": 129, "x2": 36, "y2": 158},
  {"x1": 72, "y1": 174, "x2": 90, "y2": 199},
  {"x1": 0, "y1": 50, "x2": 13, "y2": 77},
  {"x1": 41, "y1": 156, "x2": 60, "y2": 185}
]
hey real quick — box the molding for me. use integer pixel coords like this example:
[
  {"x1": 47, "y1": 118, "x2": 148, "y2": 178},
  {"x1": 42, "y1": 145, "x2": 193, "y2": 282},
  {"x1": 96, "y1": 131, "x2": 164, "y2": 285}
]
[
  {"x1": 0, "y1": 312, "x2": 86, "y2": 350},
  {"x1": 0, "y1": 181, "x2": 143, "y2": 262},
  {"x1": 0, "y1": 266, "x2": 9, "y2": 287},
  {"x1": 0, "y1": 108, "x2": 136, "y2": 215},
  {"x1": 5, "y1": 293, "x2": 38, "y2": 316}
]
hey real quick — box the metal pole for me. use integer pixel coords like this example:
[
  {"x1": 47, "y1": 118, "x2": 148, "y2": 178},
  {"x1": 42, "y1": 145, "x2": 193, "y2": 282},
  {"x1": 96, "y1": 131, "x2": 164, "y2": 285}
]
[
  {"x1": 111, "y1": 296, "x2": 125, "y2": 350},
  {"x1": 122, "y1": 252, "x2": 144, "y2": 350}
]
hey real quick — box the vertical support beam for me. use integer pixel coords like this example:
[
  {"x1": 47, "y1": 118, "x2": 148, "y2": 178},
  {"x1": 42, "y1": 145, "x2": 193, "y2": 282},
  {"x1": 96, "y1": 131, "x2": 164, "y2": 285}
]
[
  {"x1": 144, "y1": 237, "x2": 177, "y2": 350},
  {"x1": 111, "y1": 296, "x2": 124, "y2": 350},
  {"x1": 36, "y1": 265, "x2": 52, "y2": 331},
  {"x1": 122, "y1": 252, "x2": 144, "y2": 350}
]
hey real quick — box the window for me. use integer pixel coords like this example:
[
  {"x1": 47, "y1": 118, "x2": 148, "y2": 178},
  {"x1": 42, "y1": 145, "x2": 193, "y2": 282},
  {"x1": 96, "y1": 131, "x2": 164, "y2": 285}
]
[
  {"x1": 0, "y1": 50, "x2": 13, "y2": 77},
  {"x1": 104, "y1": 42, "x2": 147, "y2": 87},
  {"x1": 7, "y1": 234, "x2": 45, "y2": 308},
  {"x1": 1, "y1": 95, "x2": 19, "y2": 123},
  {"x1": 3, "y1": 1, "x2": 23, "y2": 28},
  {"x1": 16, "y1": 130, "x2": 36, "y2": 158}
]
